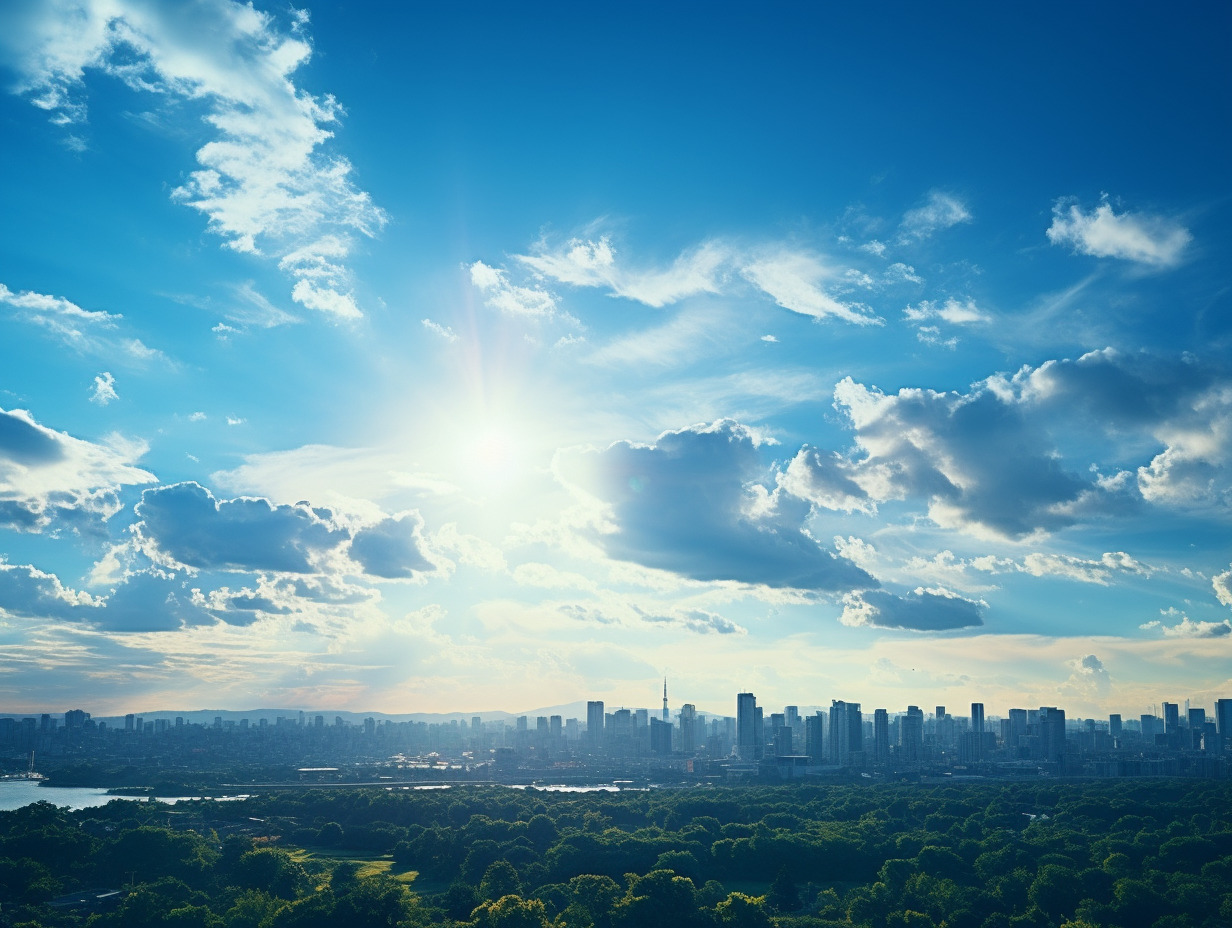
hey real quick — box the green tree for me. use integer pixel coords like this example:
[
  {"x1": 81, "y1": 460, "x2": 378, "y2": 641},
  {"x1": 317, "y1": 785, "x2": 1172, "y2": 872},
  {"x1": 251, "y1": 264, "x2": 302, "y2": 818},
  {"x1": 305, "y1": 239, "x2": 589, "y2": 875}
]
[
  {"x1": 713, "y1": 892, "x2": 772, "y2": 927},
  {"x1": 480, "y1": 859, "x2": 522, "y2": 900},
  {"x1": 471, "y1": 894, "x2": 550, "y2": 928}
]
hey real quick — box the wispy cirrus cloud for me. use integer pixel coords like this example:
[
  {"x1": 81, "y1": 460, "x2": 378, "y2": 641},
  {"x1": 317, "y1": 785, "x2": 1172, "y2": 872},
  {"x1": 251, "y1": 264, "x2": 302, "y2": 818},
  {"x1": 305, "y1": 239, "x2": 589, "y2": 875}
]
[
  {"x1": 482, "y1": 231, "x2": 884, "y2": 327},
  {"x1": 2, "y1": 0, "x2": 386, "y2": 320},
  {"x1": 898, "y1": 191, "x2": 972, "y2": 242},
  {"x1": 0, "y1": 282, "x2": 165, "y2": 363},
  {"x1": 1047, "y1": 196, "x2": 1191, "y2": 268}
]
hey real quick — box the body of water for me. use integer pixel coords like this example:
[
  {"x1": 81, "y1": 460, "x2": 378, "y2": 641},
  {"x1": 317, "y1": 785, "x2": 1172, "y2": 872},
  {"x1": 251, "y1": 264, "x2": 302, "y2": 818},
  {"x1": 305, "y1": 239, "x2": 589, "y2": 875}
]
[{"x1": 0, "y1": 780, "x2": 250, "y2": 812}]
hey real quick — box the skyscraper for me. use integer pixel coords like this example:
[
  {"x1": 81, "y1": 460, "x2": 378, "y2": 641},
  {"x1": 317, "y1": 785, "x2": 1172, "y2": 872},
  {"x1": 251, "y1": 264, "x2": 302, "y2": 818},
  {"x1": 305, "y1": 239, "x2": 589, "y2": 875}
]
[
  {"x1": 899, "y1": 706, "x2": 923, "y2": 763},
  {"x1": 678, "y1": 703, "x2": 697, "y2": 755},
  {"x1": 828, "y1": 700, "x2": 862, "y2": 765},
  {"x1": 805, "y1": 711, "x2": 825, "y2": 765},
  {"x1": 1216, "y1": 699, "x2": 1232, "y2": 751},
  {"x1": 1039, "y1": 706, "x2": 1066, "y2": 765},
  {"x1": 736, "y1": 692, "x2": 758, "y2": 761},
  {"x1": 1163, "y1": 702, "x2": 1180, "y2": 734},
  {"x1": 874, "y1": 708, "x2": 889, "y2": 762},
  {"x1": 587, "y1": 700, "x2": 605, "y2": 751},
  {"x1": 971, "y1": 702, "x2": 985, "y2": 760}
]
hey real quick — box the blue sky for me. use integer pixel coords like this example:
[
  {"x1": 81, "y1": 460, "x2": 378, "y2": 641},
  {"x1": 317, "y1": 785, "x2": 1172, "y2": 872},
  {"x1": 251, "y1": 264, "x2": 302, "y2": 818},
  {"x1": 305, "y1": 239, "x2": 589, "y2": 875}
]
[{"x1": 0, "y1": 1, "x2": 1229, "y2": 719}]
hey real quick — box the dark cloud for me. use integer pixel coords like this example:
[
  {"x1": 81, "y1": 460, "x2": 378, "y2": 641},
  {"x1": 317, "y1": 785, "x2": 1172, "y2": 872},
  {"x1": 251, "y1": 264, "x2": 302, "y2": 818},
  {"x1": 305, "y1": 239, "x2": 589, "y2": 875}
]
[
  {"x1": 0, "y1": 407, "x2": 153, "y2": 532},
  {"x1": 349, "y1": 513, "x2": 434, "y2": 579},
  {"x1": 557, "y1": 419, "x2": 874, "y2": 591},
  {"x1": 0, "y1": 410, "x2": 65, "y2": 465},
  {"x1": 835, "y1": 379, "x2": 1100, "y2": 539},
  {"x1": 841, "y1": 588, "x2": 985, "y2": 631},
  {"x1": 136, "y1": 482, "x2": 348, "y2": 573},
  {"x1": 0, "y1": 562, "x2": 94, "y2": 621},
  {"x1": 96, "y1": 570, "x2": 212, "y2": 632}
]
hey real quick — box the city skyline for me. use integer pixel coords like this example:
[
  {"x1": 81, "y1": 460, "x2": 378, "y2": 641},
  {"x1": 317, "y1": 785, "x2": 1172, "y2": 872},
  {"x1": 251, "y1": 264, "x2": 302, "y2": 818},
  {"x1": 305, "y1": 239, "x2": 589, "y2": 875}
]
[{"x1": 1, "y1": 2, "x2": 1230, "y2": 718}]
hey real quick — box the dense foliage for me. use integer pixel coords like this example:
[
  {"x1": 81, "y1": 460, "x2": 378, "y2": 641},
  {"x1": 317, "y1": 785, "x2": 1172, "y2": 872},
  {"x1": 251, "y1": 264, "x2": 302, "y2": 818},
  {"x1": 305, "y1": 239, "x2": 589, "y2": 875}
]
[{"x1": 1, "y1": 780, "x2": 1230, "y2": 928}]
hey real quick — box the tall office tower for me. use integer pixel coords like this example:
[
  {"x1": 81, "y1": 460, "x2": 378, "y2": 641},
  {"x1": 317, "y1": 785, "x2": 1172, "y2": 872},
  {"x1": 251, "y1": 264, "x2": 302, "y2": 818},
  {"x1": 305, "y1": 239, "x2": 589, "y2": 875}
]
[
  {"x1": 1039, "y1": 706, "x2": 1066, "y2": 764},
  {"x1": 650, "y1": 717, "x2": 673, "y2": 755},
  {"x1": 1141, "y1": 713, "x2": 1162, "y2": 740},
  {"x1": 899, "y1": 706, "x2": 924, "y2": 763},
  {"x1": 1163, "y1": 702, "x2": 1180, "y2": 733},
  {"x1": 125, "y1": 713, "x2": 135, "y2": 732},
  {"x1": 754, "y1": 706, "x2": 764, "y2": 758},
  {"x1": 1188, "y1": 708, "x2": 1206, "y2": 749},
  {"x1": 550, "y1": 715, "x2": 562, "y2": 738},
  {"x1": 874, "y1": 708, "x2": 889, "y2": 762},
  {"x1": 662, "y1": 679, "x2": 669, "y2": 721},
  {"x1": 784, "y1": 706, "x2": 800, "y2": 728},
  {"x1": 679, "y1": 703, "x2": 697, "y2": 755},
  {"x1": 587, "y1": 700, "x2": 605, "y2": 750},
  {"x1": 971, "y1": 703, "x2": 985, "y2": 759},
  {"x1": 805, "y1": 711, "x2": 825, "y2": 764},
  {"x1": 1109, "y1": 713, "x2": 1122, "y2": 739},
  {"x1": 828, "y1": 700, "x2": 863, "y2": 765},
  {"x1": 736, "y1": 693, "x2": 758, "y2": 760},
  {"x1": 1217, "y1": 699, "x2": 1232, "y2": 751},
  {"x1": 516, "y1": 716, "x2": 528, "y2": 732}
]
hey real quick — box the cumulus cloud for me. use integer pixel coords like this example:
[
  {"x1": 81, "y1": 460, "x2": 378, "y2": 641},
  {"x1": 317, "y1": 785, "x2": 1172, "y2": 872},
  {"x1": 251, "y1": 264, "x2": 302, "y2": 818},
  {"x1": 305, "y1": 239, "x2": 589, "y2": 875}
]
[
  {"x1": 830, "y1": 350, "x2": 1232, "y2": 538},
  {"x1": 469, "y1": 261, "x2": 562, "y2": 319},
  {"x1": 833, "y1": 377, "x2": 1096, "y2": 539},
  {"x1": 0, "y1": 407, "x2": 154, "y2": 532},
  {"x1": 1215, "y1": 566, "x2": 1232, "y2": 609},
  {"x1": 3, "y1": 0, "x2": 385, "y2": 318},
  {"x1": 777, "y1": 447, "x2": 873, "y2": 514},
  {"x1": 1047, "y1": 197, "x2": 1191, "y2": 268},
  {"x1": 348, "y1": 512, "x2": 435, "y2": 579},
  {"x1": 903, "y1": 297, "x2": 989, "y2": 325},
  {"x1": 1061, "y1": 653, "x2": 1112, "y2": 700},
  {"x1": 133, "y1": 482, "x2": 439, "y2": 584},
  {"x1": 839, "y1": 587, "x2": 986, "y2": 631},
  {"x1": 1140, "y1": 611, "x2": 1232, "y2": 639},
  {"x1": 555, "y1": 419, "x2": 874, "y2": 592},
  {"x1": 1020, "y1": 551, "x2": 1150, "y2": 585},
  {"x1": 997, "y1": 349, "x2": 1232, "y2": 511},
  {"x1": 0, "y1": 561, "x2": 102, "y2": 620},
  {"x1": 134, "y1": 482, "x2": 348, "y2": 573},
  {"x1": 898, "y1": 191, "x2": 972, "y2": 241}
]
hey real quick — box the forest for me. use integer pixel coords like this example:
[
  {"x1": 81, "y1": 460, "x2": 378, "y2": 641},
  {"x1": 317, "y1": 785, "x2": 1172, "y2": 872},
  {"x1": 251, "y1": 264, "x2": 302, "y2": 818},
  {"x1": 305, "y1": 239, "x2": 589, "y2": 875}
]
[{"x1": 1, "y1": 780, "x2": 1229, "y2": 928}]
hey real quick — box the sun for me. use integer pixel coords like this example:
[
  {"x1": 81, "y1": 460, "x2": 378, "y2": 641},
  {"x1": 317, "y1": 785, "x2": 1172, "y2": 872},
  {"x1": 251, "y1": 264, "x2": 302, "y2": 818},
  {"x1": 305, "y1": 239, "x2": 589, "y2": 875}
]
[{"x1": 463, "y1": 423, "x2": 523, "y2": 493}]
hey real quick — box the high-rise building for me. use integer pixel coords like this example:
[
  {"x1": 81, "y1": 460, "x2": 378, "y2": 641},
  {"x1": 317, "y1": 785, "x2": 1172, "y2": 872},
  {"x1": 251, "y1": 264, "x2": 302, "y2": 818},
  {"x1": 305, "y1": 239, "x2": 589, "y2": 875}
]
[
  {"x1": 828, "y1": 700, "x2": 862, "y2": 765},
  {"x1": 873, "y1": 708, "x2": 889, "y2": 762},
  {"x1": 736, "y1": 693, "x2": 757, "y2": 760},
  {"x1": 678, "y1": 704, "x2": 697, "y2": 755},
  {"x1": 899, "y1": 706, "x2": 923, "y2": 763},
  {"x1": 1039, "y1": 706, "x2": 1066, "y2": 764},
  {"x1": 1163, "y1": 702, "x2": 1180, "y2": 733},
  {"x1": 805, "y1": 712, "x2": 825, "y2": 764},
  {"x1": 1216, "y1": 699, "x2": 1232, "y2": 751},
  {"x1": 971, "y1": 703, "x2": 985, "y2": 759},
  {"x1": 587, "y1": 700, "x2": 605, "y2": 750},
  {"x1": 1109, "y1": 713, "x2": 1122, "y2": 740},
  {"x1": 650, "y1": 717, "x2": 672, "y2": 755}
]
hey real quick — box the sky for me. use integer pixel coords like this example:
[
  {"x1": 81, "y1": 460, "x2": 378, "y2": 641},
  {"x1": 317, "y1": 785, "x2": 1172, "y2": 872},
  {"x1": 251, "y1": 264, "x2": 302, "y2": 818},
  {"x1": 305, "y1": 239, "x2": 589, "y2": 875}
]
[{"x1": 0, "y1": 1, "x2": 1229, "y2": 721}]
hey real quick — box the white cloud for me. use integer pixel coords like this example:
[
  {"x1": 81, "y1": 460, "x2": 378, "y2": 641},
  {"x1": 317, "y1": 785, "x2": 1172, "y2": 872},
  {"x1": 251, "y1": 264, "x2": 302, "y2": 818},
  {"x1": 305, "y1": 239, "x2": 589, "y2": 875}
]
[
  {"x1": 760, "y1": 334, "x2": 778, "y2": 343},
  {"x1": 0, "y1": 281, "x2": 163, "y2": 363},
  {"x1": 1047, "y1": 197, "x2": 1191, "y2": 268},
  {"x1": 741, "y1": 249, "x2": 882, "y2": 325},
  {"x1": 89, "y1": 372, "x2": 117, "y2": 405},
  {"x1": 225, "y1": 416, "x2": 244, "y2": 426},
  {"x1": 1215, "y1": 566, "x2": 1232, "y2": 609},
  {"x1": 899, "y1": 191, "x2": 972, "y2": 241},
  {"x1": 4, "y1": 0, "x2": 386, "y2": 318},
  {"x1": 859, "y1": 240, "x2": 887, "y2": 257},
  {"x1": 904, "y1": 297, "x2": 989, "y2": 325},
  {"x1": 1140, "y1": 611, "x2": 1232, "y2": 639},
  {"x1": 0, "y1": 406, "x2": 155, "y2": 532},
  {"x1": 469, "y1": 261, "x2": 562, "y2": 319},
  {"x1": 421, "y1": 318, "x2": 458, "y2": 342},
  {"x1": 554, "y1": 419, "x2": 874, "y2": 592},
  {"x1": 516, "y1": 236, "x2": 728, "y2": 307}
]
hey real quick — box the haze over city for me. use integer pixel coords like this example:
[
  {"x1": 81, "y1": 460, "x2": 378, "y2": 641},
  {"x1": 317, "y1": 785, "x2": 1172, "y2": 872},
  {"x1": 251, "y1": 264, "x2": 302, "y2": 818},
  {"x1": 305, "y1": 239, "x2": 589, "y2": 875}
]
[{"x1": 0, "y1": 2, "x2": 1229, "y2": 720}]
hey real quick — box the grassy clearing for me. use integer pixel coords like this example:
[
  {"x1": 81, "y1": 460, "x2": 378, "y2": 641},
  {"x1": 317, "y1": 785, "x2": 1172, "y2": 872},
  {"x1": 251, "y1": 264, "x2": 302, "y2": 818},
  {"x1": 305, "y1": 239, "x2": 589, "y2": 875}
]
[{"x1": 285, "y1": 846, "x2": 419, "y2": 884}]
